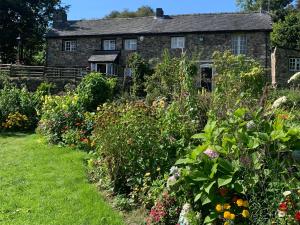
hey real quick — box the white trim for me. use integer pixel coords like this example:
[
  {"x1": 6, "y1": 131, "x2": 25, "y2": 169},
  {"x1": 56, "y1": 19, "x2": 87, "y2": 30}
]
[{"x1": 171, "y1": 36, "x2": 185, "y2": 49}]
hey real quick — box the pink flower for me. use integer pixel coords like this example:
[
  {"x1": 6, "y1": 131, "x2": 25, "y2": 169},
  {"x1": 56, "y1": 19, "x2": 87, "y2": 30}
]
[{"x1": 203, "y1": 148, "x2": 219, "y2": 159}]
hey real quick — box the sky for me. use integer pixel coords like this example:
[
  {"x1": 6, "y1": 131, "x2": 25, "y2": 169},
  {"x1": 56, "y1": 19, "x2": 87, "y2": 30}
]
[{"x1": 61, "y1": 0, "x2": 239, "y2": 20}]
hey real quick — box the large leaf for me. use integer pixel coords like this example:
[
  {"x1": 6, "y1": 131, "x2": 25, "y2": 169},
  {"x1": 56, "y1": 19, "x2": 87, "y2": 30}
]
[
  {"x1": 218, "y1": 175, "x2": 233, "y2": 187},
  {"x1": 204, "y1": 181, "x2": 216, "y2": 194},
  {"x1": 204, "y1": 212, "x2": 218, "y2": 224},
  {"x1": 218, "y1": 158, "x2": 234, "y2": 173},
  {"x1": 175, "y1": 158, "x2": 194, "y2": 165}
]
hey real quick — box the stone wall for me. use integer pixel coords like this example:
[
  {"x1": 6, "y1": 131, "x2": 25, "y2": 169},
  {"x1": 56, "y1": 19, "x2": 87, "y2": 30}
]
[
  {"x1": 272, "y1": 47, "x2": 300, "y2": 87},
  {"x1": 47, "y1": 31, "x2": 270, "y2": 75}
]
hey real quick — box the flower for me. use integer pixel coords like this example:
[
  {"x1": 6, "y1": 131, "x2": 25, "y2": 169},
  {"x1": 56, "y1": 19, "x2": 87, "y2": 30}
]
[
  {"x1": 295, "y1": 211, "x2": 300, "y2": 221},
  {"x1": 283, "y1": 191, "x2": 292, "y2": 197},
  {"x1": 242, "y1": 210, "x2": 250, "y2": 218},
  {"x1": 224, "y1": 211, "x2": 231, "y2": 219},
  {"x1": 287, "y1": 72, "x2": 300, "y2": 84},
  {"x1": 224, "y1": 203, "x2": 231, "y2": 210},
  {"x1": 230, "y1": 213, "x2": 235, "y2": 220},
  {"x1": 272, "y1": 96, "x2": 287, "y2": 109},
  {"x1": 243, "y1": 200, "x2": 249, "y2": 208},
  {"x1": 224, "y1": 222, "x2": 230, "y2": 225},
  {"x1": 246, "y1": 120, "x2": 256, "y2": 131},
  {"x1": 277, "y1": 209, "x2": 287, "y2": 218},
  {"x1": 169, "y1": 166, "x2": 180, "y2": 178},
  {"x1": 278, "y1": 202, "x2": 288, "y2": 211},
  {"x1": 145, "y1": 172, "x2": 151, "y2": 177},
  {"x1": 203, "y1": 148, "x2": 219, "y2": 159},
  {"x1": 216, "y1": 204, "x2": 223, "y2": 212},
  {"x1": 236, "y1": 199, "x2": 244, "y2": 207},
  {"x1": 167, "y1": 175, "x2": 177, "y2": 188}
]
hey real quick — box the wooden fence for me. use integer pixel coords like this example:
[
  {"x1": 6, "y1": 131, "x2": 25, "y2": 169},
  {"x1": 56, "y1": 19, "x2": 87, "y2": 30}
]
[{"x1": 0, "y1": 64, "x2": 87, "y2": 80}]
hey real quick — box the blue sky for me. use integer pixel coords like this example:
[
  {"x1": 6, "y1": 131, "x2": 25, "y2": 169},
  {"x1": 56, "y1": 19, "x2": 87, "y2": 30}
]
[{"x1": 62, "y1": 0, "x2": 239, "y2": 20}]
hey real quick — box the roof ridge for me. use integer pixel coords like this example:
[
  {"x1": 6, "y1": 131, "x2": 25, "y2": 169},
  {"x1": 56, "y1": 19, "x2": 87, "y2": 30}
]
[{"x1": 68, "y1": 11, "x2": 268, "y2": 22}]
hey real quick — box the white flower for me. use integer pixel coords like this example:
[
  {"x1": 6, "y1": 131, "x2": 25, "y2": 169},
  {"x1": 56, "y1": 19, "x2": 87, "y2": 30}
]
[
  {"x1": 277, "y1": 209, "x2": 287, "y2": 218},
  {"x1": 272, "y1": 96, "x2": 287, "y2": 109},
  {"x1": 170, "y1": 166, "x2": 179, "y2": 175},
  {"x1": 283, "y1": 191, "x2": 292, "y2": 197},
  {"x1": 288, "y1": 72, "x2": 300, "y2": 84},
  {"x1": 167, "y1": 175, "x2": 177, "y2": 188}
]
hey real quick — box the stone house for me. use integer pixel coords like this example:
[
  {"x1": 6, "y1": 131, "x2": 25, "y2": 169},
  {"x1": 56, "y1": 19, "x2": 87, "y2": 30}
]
[{"x1": 46, "y1": 8, "x2": 272, "y2": 89}]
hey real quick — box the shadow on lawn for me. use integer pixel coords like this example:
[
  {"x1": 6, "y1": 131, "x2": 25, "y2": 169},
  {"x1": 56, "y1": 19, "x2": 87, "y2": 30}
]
[{"x1": 0, "y1": 132, "x2": 33, "y2": 138}]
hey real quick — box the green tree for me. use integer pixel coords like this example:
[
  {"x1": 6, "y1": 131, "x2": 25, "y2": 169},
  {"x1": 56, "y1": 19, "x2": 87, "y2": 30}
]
[
  {"x1": 105, "y1": 6, "x2": 154, "y2": 18},
  {"x1": 236, "y1": 0, "x2": 294, "y2": 20},
  {"x1": 0, "y1": 0, "x2": 64, "y2": 64},
  {"x1": 271, "y1": 11, "x2": 300, "y2": 49}
]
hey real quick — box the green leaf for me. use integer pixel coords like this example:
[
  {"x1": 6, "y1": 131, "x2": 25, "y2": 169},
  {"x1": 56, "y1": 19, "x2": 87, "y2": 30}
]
[
  {"x1": 218, "y1": 175, "x2": 233, "y2": 187},
  {"x1": 204, "y1": 181, "x2": 216, "y2": 194},
  {"x1": 194, "y1": 193, "x2": 201, "y2": 203},
  {"x1": 210, "y1": 163, "x2": 218, "y2": 178},
  {"x1": 192, "y1": 133, "x2": 206, "y2": 139},
  {"x1": 175, "y1": 158, "x2": 194, "y2": 165},
  {"x1": 218, "y1": 158, "x2": 234, "y2": 173},
  {"x1": 204, "y1": 212, "x2": 218, "y2": 224}
]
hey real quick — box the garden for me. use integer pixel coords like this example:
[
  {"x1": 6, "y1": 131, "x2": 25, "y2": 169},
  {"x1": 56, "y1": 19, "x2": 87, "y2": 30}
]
[{"x1": 0, "y1": 51, "x2": 300, "y2": 225}]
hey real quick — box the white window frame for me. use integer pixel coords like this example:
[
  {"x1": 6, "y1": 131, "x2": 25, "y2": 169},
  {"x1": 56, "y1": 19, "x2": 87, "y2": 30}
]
[
  {"x1": 124, "y1": 39, "x2": 137, "y2": 50},
  {"x1": 289, "y1": 58, "x2": 300, "y2": 71},
  {"x1": 64, "y1": 40, "x2": 77, "y2": 52},
  {"x1": 103, "y1": 40, "x2": 116, "y2": 50},
  {"x1": 232, "y1": 35, "x2": 247, "y2": 55},
  {"x1": 171, "y1": 37, "x2": 185, "y2": 49},
  {"x1": 90, "y1": 63, "x2": 115, "y2": 75}
]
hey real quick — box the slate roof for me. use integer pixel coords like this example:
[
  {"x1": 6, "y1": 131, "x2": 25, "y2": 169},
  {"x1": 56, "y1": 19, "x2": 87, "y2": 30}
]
[
  {"x1": 47, "y1": 12, "x2": 272, "y2": 38},
  {"x1": 88, "y1": 54, "x2": 118, "y2": 62}
]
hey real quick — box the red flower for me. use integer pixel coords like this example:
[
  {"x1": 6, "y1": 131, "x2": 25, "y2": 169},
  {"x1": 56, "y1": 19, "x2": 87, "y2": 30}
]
[
  {"x1": 295, "y1": 211, "x2": 300, "y2": 222},
  {"x1": 279, "y1": 202, "x2": 288, "y2": 211}
]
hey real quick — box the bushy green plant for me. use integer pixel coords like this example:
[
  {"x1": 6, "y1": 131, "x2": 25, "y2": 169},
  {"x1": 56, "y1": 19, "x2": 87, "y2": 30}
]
[
  {"x1": 0, "y1": 83, "x2": 39, "y2": 131},
  {"x1": 76, "y1": 72, "x2": 116, "y2": 111}
]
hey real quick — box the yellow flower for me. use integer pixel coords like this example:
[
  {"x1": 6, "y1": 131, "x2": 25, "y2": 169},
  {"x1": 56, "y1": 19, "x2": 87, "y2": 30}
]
[
  {"x1": 145, "y1": 172, "x2": 151, "y2": 177},
  {"x1": 243, "y1": 200, "x2": 249, "y2": 207},
  {"x1": 242, "y1": 209, "x2": 250, "y2": 218},
  {"x1": 224, "y1": 203, "x2": 231, "y2": 210},
  {"x1": 230, "y1": 213, "x2": 235, "y2": 220},
  {"x1": 224, "y1": 211, "x2": 231, "y2": 219},
  {"x1": 236, "y1": 199, "x2": 244, "y2": 207},
  {"x1": 216, "y1": 204, "x2": 223, "y2": 212},
  {"x1": 224, "y1": 222, "x2": 230, "y2": 225}
]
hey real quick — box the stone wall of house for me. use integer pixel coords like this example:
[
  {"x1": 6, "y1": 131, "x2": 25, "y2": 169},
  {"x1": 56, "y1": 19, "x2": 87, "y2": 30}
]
[
  {"x1": 272, "y1": 47, "x2": 300, "y2": 87},
  {"x1": 47, "y1": 31, "x2": 270, "y2": 75}
]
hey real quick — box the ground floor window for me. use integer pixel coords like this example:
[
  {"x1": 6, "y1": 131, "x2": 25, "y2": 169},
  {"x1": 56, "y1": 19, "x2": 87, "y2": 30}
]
[
  {"x1": 90, "y1": 63, "x2": 116, "y2": 75},
  {"x1": 124, "y1": 68, "x2": 132, "y2": 77},
  {"x1": 289, "y1": 58, "x2": 300, "y2": 71}
]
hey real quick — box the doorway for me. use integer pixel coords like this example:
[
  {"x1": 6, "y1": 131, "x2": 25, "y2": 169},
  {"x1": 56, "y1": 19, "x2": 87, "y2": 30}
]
[{"x1": 200, "y1": 64, "x2": 213, "y2": 91}]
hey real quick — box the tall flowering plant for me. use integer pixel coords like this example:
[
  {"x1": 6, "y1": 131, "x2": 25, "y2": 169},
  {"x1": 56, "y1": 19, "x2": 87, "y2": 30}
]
[{"x1": 275, "y1": 190, "x2": 300, "y2": 225}]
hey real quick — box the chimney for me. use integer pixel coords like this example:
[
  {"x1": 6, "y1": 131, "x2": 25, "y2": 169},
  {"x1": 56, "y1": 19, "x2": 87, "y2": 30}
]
[
  {"x1": 53, "y1": 9, "x2": 67, "y2": 29},
  {"x1": 155, "y1": 8, "x2": 164, "y2": 18}
]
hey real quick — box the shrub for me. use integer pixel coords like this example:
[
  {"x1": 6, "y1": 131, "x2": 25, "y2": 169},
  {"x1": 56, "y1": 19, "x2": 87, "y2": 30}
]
[
  {"x1": 0, "y1": 84, "x2": 39, "y2": 131},
  {"x1": 76, "y1": 72, "x2": 116, "y2": 111}
]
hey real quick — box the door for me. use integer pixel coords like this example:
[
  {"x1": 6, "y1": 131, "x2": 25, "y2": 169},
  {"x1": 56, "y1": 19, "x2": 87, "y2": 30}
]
[{"x1": 200, "y1": 64, "x2": 213, "y2": 91}]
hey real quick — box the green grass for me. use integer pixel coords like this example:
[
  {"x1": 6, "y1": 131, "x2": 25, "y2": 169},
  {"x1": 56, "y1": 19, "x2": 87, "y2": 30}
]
[{"x1": 0, "y1": 133, "x2": 125, "y2": 225}]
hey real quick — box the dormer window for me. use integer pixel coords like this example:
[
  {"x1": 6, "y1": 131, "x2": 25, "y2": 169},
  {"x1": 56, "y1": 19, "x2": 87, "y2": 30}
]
[
  {"x1": 63, "y1": 40, "x2": 77, "y2": 52},
  {"x1": 103, "y1": 40, "x2": 116, "y2": 50}
]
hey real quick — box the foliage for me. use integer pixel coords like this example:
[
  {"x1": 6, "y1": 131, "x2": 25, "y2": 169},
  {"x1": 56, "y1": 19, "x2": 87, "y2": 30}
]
[
  {"x1": 268, "y1": 88, "x2": 300, "y2": 110},
  {"x1": 0, "y1": 83, "x2": 39, "y2": 131},
  {"x1": 271, "y1": 11, "x2": 300, "y2": 49},
  {"x1": 127, "y1": 52, "x2": 152, "y2": 97},
  {"x1": 0, "y1": 0, "x2": 65, "y2": 64},
  {"x1": 211, "y1": 51, "x2": 265, "y2": 120},
  {"x1": 145, "y1": 50, "x2": 198, "y2": 103},
  {"x1": 236, "y1": 0, "x2": 294, "y2": 20},
  {"x1": 76, "y1": 72, "x2": 116, "y2": 111},
  {"x1": 105, "y1": 6, "x2": 154, "y2": 18}
]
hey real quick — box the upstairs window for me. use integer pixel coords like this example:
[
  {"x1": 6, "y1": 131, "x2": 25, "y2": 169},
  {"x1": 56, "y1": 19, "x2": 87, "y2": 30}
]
[
  {"x1": 124, "y1": 39, "x2": 137, "y2": 50},
  {"x1": 63, "y1": 40, "x2": 77, "y2": 52},
  {"x1": 103, "y1": 40, "x2": 116, "y2": 50},
  {"x1": 232, "y1": 35, "x2": 247, "y2": 55},
  {"x1": 171, "y1": 37, "x2": 185, "y2": 49},
  {"x1": 289, "y1": 58, "x2": 300, "y2": 71}
]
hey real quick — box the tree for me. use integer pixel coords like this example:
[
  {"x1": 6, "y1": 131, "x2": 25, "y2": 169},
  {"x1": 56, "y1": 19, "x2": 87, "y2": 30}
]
[
  {"x1": 0, "y1": 0, "x2": 64, "y2": 64},
  {"x1": 105, "y1": 6, "x2": 154, "y2": 19},
  {"x1": 271, "y1": 12, "x2": 300, "y2": 49},
  {"x1": 236, "y1": 0, "x2": 294, "y2": 20}
]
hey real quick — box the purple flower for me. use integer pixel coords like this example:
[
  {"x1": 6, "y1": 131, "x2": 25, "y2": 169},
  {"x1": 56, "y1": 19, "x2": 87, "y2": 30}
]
[{"x1": 203, "y1": 148, "x2": 219, "y2": 159}]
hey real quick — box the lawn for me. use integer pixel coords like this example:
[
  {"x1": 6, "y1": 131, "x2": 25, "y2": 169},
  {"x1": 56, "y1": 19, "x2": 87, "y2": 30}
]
[{"x1": 0, "y1": 133, "x2": 124, "y2": 225}]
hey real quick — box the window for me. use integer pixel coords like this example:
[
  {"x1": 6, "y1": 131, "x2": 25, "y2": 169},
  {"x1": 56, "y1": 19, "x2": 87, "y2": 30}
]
[
  {"x1": 124, "y1": 68, "x2": 132, "y2": 77},
  {"x1": 171, "y1": 37, "x2": 185, "y2": 49},
  {"x1": 289, "y1": 58, "x2": 300, "y2": 71},
  {"x1": 90, "y1": 63, "x2": 115, "y2": 75},
  {"x1": 63, "y1": 40, "x2": 77, "y2": 52},
  {"x1": 124, "y1": 39, "x2": 137, "y2": 50},
  {"x1": 103, "y1": 40, "x2": 116, "y2": 50},
  {"x1": 232, "y1": 35, "x2": 247, "y2": 55},
  {"x1": 106, "y1": 63, "x2": 114, "y2": 75}
]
